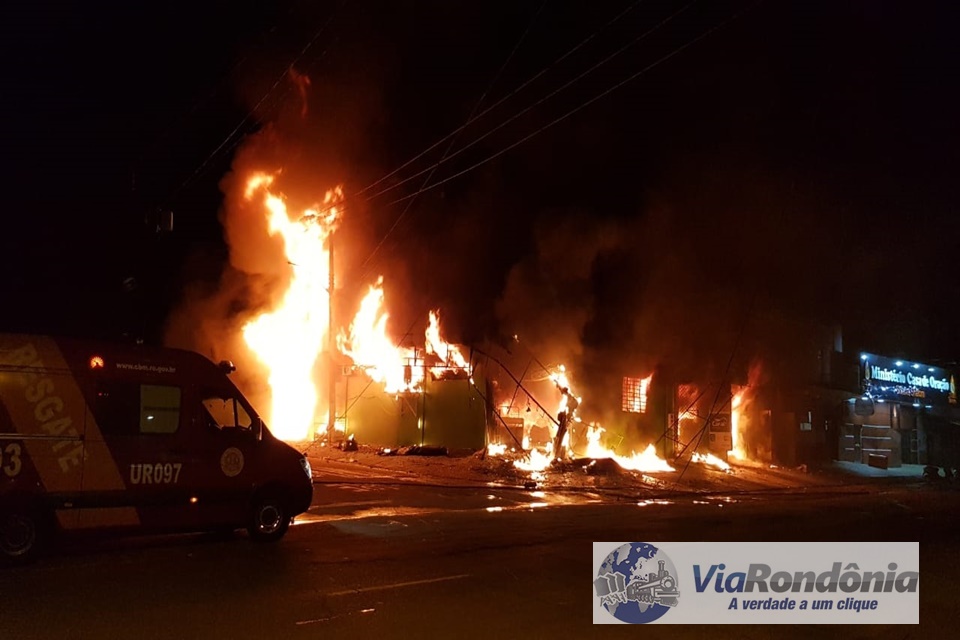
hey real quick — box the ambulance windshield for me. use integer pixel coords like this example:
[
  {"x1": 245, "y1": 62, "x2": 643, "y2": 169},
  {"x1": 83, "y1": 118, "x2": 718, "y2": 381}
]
[{"x1": 202, "y1": 395, "x2": 252, "y2": 431}]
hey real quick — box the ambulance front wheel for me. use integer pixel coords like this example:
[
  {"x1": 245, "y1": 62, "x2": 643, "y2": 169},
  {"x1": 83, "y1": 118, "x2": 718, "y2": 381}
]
[
  {"x1": 248, "y1": 495, "x2": 291, "y2": 543},
  {"x1": 0, "y1": 509, "x2": 43, "y2": 565}
]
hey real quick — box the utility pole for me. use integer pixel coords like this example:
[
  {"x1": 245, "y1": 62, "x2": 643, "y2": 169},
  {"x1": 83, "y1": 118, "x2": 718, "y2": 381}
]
[{"x1": 327, "y1": 234, "x2": 337, "y2": 441}]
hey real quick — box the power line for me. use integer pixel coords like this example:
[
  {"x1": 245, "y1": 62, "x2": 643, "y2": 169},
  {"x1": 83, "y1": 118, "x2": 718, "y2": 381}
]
[
  {"x1": 349, "y1": 0, "x2": 693, "y2": 286},
  {"x1": 364, "y1": 0, "x2": 693, "y2": 204},
  {"x1": 358, "y1": 0, "x2": 646, "y2": 197},
  {"x1": 352, "y1": 0, "x2": 549, "y2": 283},
  {"x1": 168, "y1": 0, "x2": 352, "y2": 203},
  {"x1": 378, "y1": 0, "x2": 757, "y2": 211},
  {"x1": 170, "y1": 32, "x2": 343, "y2": 190},
  {"x1": 132, "y1": 3, "x2": 301, "y2": 181},
  {"x1": 340, "y1": 0, "x2": 757, "y2": 298}
]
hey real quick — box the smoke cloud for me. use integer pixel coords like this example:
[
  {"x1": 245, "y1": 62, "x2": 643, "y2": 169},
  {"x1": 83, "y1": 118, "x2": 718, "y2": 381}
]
[
  {"x1": 489, "y1": 164, "x2": 846, "y2": 445},
  {"x1": 163, "y1": 64, "x2": 386, "y2": 418},
  {"x1": 161, "y1": 6, "x2": 863, "y2": 449}
]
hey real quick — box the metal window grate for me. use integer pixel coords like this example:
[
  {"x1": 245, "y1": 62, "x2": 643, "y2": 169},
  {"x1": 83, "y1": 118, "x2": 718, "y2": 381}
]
[{"x1": 622, "y1": 376, "x2": 649, "y2": 413}]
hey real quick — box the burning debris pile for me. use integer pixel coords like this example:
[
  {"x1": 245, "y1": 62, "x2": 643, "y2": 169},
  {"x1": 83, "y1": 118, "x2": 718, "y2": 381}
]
[{"x1": 481, "y1": 362, "x2": 741, "y2": 487}]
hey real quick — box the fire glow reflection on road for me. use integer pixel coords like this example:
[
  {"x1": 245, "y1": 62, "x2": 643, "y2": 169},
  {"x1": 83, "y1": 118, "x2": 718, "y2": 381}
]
[{"x1": 636, "y1": 499, "x2": 675, "y2": 507}]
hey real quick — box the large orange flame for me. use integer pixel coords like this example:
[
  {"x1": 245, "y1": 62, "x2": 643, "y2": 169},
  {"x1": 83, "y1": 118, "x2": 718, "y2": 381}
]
[
  {"x1": 337, "y1": 282, "x2": 470, "y2": 394},
  {"x1": 729, "y1": 362, "x2": 764, "y2": 460},
  {"x1": 426, "y1": 310, "x2": 469, "y2": 374},
  {"x1": 514, "y1": 448, "x2": 553, "y2": 472},
  {"x1": 729, "y1": 387, "x2": 748, "y2": 460},
  {"x1": 675, "y1": 383, "x2": 699, "y2": 445},
  {"x1": 337, "y1": 277, "x2": 421, "y2": 393},
  {"x1": 584, "y1": 424, "x2": 674, "y2": 473},
  {"x1": 241, "y1": 172, "x2": 341, "y2": 441},
  {"x1": 692, "y1": 451, "x2": 732, "y2": 472},
  {"x1": 239, "y1": 169, "x2": 470, "y2": 440}
]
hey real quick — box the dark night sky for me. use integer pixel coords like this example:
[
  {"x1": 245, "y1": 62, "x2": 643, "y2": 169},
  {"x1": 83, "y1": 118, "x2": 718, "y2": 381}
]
[{"x1": 2, "y1": 0, "x2": 958, "y2": 367}]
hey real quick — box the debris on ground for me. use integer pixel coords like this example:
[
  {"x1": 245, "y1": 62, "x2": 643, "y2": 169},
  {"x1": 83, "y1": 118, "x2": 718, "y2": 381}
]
[
  {"x1": 306, "y1": 442, "x2": 924, "y2": 495},
  {"x1": 580, "y1": 458, "x2": 624, "y2": 476},
  {"x1": 396, "y1": 445, "x2": 448, "y2": 456},
  {"x1": 339, "y1": 435, "x2": 359, "y2": 452}
]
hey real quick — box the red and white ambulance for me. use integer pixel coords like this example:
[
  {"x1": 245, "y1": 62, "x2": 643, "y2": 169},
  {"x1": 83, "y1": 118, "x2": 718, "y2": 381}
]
[{"x1": 0, "y1": 333, "x2": 314, "y2": 563}]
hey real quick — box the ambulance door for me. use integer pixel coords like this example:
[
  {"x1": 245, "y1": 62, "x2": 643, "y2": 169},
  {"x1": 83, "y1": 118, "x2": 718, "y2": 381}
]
[
  {"x1": 80, "y1": 381, "x2": 186, "y2": 530},
  {"x1": 183, "y1": 389, "x2": 260, "y2": 527}
]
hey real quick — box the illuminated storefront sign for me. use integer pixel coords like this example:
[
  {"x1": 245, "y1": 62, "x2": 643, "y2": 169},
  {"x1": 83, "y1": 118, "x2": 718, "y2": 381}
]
[{"x1": 860, "y1": 353, "x2": 957, "y2": 406}]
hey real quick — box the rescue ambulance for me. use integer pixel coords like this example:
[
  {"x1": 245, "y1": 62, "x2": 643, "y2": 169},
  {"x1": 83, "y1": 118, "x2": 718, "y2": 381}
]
[{"x1": 0, "y1": 333, "x2": 314, "y2": 564}]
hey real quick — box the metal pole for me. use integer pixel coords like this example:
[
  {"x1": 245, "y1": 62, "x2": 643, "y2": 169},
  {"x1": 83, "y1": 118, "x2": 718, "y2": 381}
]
[
  {"x1": 473, "y1": 347, "x2": 560, "y2": 428},
  {"x1": 327, "y1": 234, "x2": 336, "y2": 439},
  {"x1": 420, "y1": 350, "x2": 427, "y2": 446}
]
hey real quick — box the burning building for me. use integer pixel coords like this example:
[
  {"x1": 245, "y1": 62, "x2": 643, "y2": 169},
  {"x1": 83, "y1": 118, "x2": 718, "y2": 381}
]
[
  {"x1": 336, "y1": 305, "x2": 488, "y2": 451},
  {"x1": 160, "y1": 71, "x2": 955, "y2": 474},
  {"x1": 167, "y1": 162, "x2": 490, "y2": 448},
  {"x1": 646, "y1": 320, "x2": 959, "y2": 473}
]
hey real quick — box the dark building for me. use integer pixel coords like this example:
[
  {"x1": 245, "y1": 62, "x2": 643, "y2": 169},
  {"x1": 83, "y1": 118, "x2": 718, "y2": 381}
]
[
  {"x1": 839, "y1": 352, "x2": 958, "y2": 471},
  {"x1": 628, "y1": 320, "x2": 959, "y2": 473}
]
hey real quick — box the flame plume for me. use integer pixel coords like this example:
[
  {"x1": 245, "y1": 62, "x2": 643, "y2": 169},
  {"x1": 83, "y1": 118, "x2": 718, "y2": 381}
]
[{"x1": 241, "y1": 172, "x2": 341, "y2": 441}]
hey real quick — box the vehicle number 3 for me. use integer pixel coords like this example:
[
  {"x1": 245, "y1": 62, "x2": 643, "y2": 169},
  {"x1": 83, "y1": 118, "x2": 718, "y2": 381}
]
[{"x1": 1, "y1": 443, "x2": 23, "y2": 478}]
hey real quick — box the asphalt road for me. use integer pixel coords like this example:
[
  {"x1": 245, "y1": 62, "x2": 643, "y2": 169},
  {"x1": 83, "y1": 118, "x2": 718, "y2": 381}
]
[{"x1": 1, "y1": 478, "x2": 956, "y2": 639}]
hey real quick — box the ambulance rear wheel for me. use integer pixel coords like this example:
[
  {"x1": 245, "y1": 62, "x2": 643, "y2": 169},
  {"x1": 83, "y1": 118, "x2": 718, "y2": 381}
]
[
  {"x1": 248, "y1": 496, "x2": 290, "y2": 543},
  {"x1": 0, "y1": 510, "x2": 41, "y2": 565}
]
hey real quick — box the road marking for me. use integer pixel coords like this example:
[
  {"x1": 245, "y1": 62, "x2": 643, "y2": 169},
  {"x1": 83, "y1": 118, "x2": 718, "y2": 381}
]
[
  {"x1": 295, "y1": 495, "x2": 606, "y2": 528},
  {"x1": 313, "y1": 467, "x2": 403, "y2": 479},
  {"x1": 295, "y1": 608, "x2": 376, "y2": 626},
  {"x1": 327, "y1": 573, "x2": 471, "y2": 597},
  {"x1": 308, "y1": 500, "x2": 390, "y2": 510}
]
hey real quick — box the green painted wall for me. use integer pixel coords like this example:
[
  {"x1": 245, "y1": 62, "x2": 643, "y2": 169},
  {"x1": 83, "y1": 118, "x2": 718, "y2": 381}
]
[{"x1": 340, "y1": 371, "x2": 487, "y2": 450}]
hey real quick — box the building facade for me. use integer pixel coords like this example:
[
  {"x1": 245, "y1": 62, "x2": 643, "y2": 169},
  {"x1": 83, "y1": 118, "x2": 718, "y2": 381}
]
[{"x1": 838, "y1": 353, "x2": 958, "y2": 469}]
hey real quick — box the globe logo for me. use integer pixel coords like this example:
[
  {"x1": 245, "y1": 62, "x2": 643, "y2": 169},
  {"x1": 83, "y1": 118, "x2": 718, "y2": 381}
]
[{"x1": 594, "y1": 542, "x2": 680, "y2": 624}]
